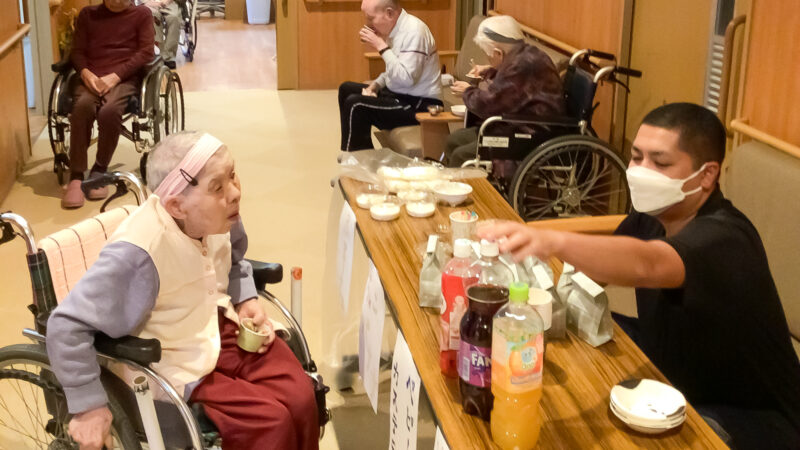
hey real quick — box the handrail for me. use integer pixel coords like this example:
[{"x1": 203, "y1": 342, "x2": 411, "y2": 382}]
[
  {"x1": 0, "y1": 24, "x2": 31, "y2": 58},
  {"x1": 718, "y1": 15, "x2": 747, "y2": 130},
  {"x1": 488, "y1": 9, "x2": 578, "y2": 56},
  {"x1": 730, "y1": 118, "x2": 800, "y2": 160}
]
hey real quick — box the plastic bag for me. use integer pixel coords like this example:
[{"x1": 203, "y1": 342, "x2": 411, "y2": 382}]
[
  {"x1": 337, "y1": 148, "x2": 487, "y2": 189},
  {"x1": 564, "y1": 271, "x2": 613, "y2": 347}
]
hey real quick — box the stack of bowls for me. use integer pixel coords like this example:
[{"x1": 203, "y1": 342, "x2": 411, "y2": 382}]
[{"x1": 609, "y1": 379, "x2": 687, "y2": 434}]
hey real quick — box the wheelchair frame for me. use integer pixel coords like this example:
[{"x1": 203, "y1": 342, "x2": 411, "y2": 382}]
[
  {"x1": 47, "y1": 58, "x2": 185, "y2": 186},
  {"x1": 0, "y1": 173, "x2": 330, "y2": 449},
  {"x1": 461, "y1": 49, "x2": 642, "y2": 221}
]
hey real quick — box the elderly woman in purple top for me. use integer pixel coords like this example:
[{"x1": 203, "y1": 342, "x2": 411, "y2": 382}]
[{"x1": 445, "y1": 15, "x2": 566, "y2": 167}]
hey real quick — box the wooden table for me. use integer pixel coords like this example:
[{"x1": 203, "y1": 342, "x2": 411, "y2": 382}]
[{"x1": 339, "y1": 176, "x2": 726, "y2": 449}]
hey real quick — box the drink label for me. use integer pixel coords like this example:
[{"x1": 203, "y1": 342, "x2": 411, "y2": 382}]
[
  {"x1": 458, "y1": 341, "x2": 492, "y2": 387},
  {"x1": 491, "y1": 331, "x2": 544, "y2": 393}
]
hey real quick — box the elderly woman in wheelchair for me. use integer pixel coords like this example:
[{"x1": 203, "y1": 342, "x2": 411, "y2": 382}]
[
  {"x1": 445, "y1": 15, "x2": 566, "y2": 169},
  {"x1": 51, "y1": 0, "x2": 185, "y2": 209},
  {"x1": 0, "y1": 132, "x2": 322, "y2": 449}
]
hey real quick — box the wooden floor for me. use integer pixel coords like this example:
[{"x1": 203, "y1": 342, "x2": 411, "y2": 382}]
[{"x1": 175, "y1": 18, "x2": 277, "y2": 91}]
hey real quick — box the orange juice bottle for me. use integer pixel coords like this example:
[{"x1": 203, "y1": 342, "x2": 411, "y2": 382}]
[{"x1": 491, "y1": 282, "x2": 544, "y2": 450}]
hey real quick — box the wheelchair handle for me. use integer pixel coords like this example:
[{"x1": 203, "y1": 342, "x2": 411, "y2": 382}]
[
  {"x1": 0, "y1": 212, "x2": 37, "y2": 255},
  {"x1": 82, "y1": 171, "x2": 148, "y2": 205},
  {"x1": 585, "y1": 49, "x2": 616, "y2": 61},
  {"x1": 613, "y1": 65, "x2": 643, "y2": 78}
]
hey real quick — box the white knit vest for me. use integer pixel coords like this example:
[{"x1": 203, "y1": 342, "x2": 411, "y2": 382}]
[{"x1": 109, "y1": 196, "x2": 238, "y2": 394}]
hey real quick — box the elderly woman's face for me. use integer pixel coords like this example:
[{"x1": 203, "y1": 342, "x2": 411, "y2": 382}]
[{"x1": 178, "y1": 148, "x2": 241, "y2": 238}]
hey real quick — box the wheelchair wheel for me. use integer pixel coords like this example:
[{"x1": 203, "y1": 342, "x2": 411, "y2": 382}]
[
  {"x1": 509, "y1": 135, "x2": 631, "y2": 221},
  {"x1": 0, "y1": 344, "x2": 141, "y2": 450},
  {"x1": 152, "y1": 69, "x2": 185, "y2": 144},
  {"x1": 47, "y1": 73, "x2": 71, "y2": 186}
]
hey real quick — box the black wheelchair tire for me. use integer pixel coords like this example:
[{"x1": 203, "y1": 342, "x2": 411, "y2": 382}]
[
  {"x1": 509, "y1": 135, "x2": 631, "y2": 221},
  {"x1": 0, "y1": 343, "x2": 141, "y2": 449},
  {"x1": 48, "y1": 72, "x2": 71, "y2": 186},
  {"x1": 139, "y1": 152, "x2": 149, "y2": 185}
]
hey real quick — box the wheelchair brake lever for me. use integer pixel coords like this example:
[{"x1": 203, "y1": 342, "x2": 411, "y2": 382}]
[
  {"x1": 100, "y1": 181, "x2": 130, "y2": 213},
  {"x1": 611, "y1": 75, "x2": 632, "y2": 93}
]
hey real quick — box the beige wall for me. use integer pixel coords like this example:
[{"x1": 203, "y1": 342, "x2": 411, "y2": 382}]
[
  {"x1": 0, "y1": 0, "x2": 31, "y2": 203},
  {"x1": 624, "y1": 0, "x2": 714, "y2": 144}
]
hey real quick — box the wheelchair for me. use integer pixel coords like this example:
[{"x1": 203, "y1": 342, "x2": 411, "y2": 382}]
[
  {"x1": 0, "y1": 172, "x2": 330, "y2": 449},
  {"x1": 461, "y1": 49, "x2": 642, "y2": 221},
  {"x1": 175, "y1": 0, "x2": 198, "y2": 62},
  {"x1": 47, "y1": 58, "x2": 185, "y2": 186}
]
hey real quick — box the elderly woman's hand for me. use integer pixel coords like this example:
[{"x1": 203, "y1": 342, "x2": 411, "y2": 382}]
[
  {"x1": 468, "y1": 64, "x2": 491, "y2": 78},
  {"x1": 450, "y1": 80, "x2": 471, "y2": 95},
  {"x1": 235, "y1": 298, "x2": 275, "y2": 353}
]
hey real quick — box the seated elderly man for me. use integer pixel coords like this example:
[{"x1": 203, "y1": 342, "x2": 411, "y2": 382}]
[
  {"x1": 479, "y1": 103, "x2": 800, "y2": 448},
  {"x1": 47, "y1": 132, "x2": 319, "y2": 450},
  {"x1": 338, "y1": 0, "x2": 442, "y2": 151},
  {"x1": 63, "y1": 0, "x2": 154, "y2": 209},
  {"x1": 142, "y1": 0, "x2": 182, "y2": 69},
  {"x1": 446, "y1": 15, "x2": 565, "y2": 168}
]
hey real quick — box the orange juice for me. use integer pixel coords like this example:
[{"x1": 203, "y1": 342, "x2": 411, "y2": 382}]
[{"x1": 491, "y1": 282, "x2": 544, "y2": 450}]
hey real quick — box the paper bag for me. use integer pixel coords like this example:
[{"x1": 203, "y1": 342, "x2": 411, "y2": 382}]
[{"x1": 565, "y1": 271, "x2": 613, "y2": 347}]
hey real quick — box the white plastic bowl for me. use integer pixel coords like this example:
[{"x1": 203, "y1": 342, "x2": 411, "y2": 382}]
[
  {"x1": 433, "y1": 182, "x2": 472, "y2": 206},
  {"x1": 451, "y1": 104, "x2": 467, "y2": 117},
  {"x1": 609, "y1": 379, "x2": 686, "y2": 433}
]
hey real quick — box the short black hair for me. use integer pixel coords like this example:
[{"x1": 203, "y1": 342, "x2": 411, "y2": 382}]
[{"x1": 641, "y1": 103, "x2": 726, "y2": 168}]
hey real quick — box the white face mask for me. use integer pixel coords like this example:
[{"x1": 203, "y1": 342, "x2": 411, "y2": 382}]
[{"x1": 626, "y1": 163, "x2": 707, "y2": 216}]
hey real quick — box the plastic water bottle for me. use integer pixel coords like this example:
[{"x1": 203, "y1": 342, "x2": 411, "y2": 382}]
[
  {"x1": 463, "y1": 239, "x2": 516, "y2": 291},
  {"x1": 491, "y1": 282, "x2": 544, "y2": 449},
  {"x1": 440, "y1": 239, "x2": 476, "y2": 377}
]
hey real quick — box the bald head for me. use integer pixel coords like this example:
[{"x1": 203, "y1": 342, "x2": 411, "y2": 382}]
[{"x1": 361, "y1": 0, "x2": 400, "y2": 37}]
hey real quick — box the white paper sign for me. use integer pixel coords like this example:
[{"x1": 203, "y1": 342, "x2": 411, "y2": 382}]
[
  {"x1": 433, "y1": 427, "x2": 450, "y2": 450},
  {"x1": 337, "y1": 202, "x2": 356, "y2": 316},
  {"x1": 358, "y1": 260, "x2": 385, "y2": 413},
  {"x1": 390, "y1": 332, "x2": 421, "y2": 450}
]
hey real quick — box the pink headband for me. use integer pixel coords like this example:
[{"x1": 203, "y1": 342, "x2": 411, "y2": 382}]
[{"x1": 153, "y1": 133, "x2": 224, "y2": 203}]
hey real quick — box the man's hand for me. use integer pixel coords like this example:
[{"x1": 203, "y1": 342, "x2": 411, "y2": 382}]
[
  {"x1": 361, "y1": 83, "x2": 379, "y2": 97},
  {"x1": 359, "y1": 26, "x2": 387, "y2": 53},
  {"x1": 450, "y1": 80, "x2": 470, "y2": 95},
  {"x1": 477, "y1": 220, "x2": 563, "y2": 262},
  {"x1": 69, "y1": 405, "x2": 112, "y2": 450},
  {"x1": 467, "y1": 64, "x2": 491, "y2": 78},
  {"x1": 98, "y1": 73, "x2": 121, "y2": 96},
  {"x1": 80, "y1": 69, "x2": 104, "y2": 96},
  {"x1": 235, "y1": 298, "x2": 274, "y2": 353}
]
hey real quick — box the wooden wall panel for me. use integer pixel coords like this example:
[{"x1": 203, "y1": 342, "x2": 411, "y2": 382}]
[
  {"x1": 0, "y1": 1, "x2": 31, "y2": 203},
  {"x1": 494, "y1": 0, "x2": 626, "y2": 142},
  {"x1": 739, "y1": 0, "x2": 800, "y2": 147},
  {"x1": 297, "y1": 0, "x2": 456, "y2": 89}
]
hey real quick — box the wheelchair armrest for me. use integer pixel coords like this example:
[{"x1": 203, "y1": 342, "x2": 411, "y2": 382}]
[
  {"x1": 246, "y1": 259, "x2": 283, "y2": 291},
  {"x1": 51, "y1": 59, "x2": 73, "y2": 74},
  {"x1": 94, "y1": 333, "x2": 162, "y2": 366},
  {"x1": 499, "y1": 113, "x2": 582, "y2": 129}
]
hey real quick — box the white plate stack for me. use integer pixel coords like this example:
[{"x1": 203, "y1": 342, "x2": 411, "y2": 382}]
[{"x1": 610, "y1": 378, "x2": 687, "y2": 434}]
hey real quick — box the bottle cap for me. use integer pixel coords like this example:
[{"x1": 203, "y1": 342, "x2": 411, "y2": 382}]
[
  {"x1": 508, "y1": 282, "x2": 529, "y2": 303},
  {"x1": 453, "y1": 239, "x2": 472, "y2": 258},
  {"x1": 479, "y1": 239, "x2": 499, "y2": 257}
]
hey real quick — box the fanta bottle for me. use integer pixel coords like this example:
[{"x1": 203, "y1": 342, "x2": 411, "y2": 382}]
[
  {"x1": 491, "y1": 282, "x2": 544, "y2": 450},
  {"x1": 440, "y1": 239, "x2": 475, "y2": 377}
]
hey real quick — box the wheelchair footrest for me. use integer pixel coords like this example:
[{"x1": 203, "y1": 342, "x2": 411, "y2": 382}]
[{"x1": 94, "y1": 333, "x2": 161, "y2": 366}]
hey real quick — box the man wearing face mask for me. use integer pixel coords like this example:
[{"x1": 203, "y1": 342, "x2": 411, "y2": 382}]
[
  {"x1": 478, "y1": 103, "x2": 800, "y2": 448},
  {"x1": 337, "y1": 0, "x2": 442, "y2": 151}
]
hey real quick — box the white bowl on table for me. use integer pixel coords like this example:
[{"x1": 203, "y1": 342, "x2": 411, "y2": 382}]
[
  {"x1": 609, "y1": 379, "x2": 687, "y2": 434},
  {"x1": 433, "y1": 182, "x2": 472, "y2": 206},
  {"x1": 451, "y1": 105, "x2": 467, "y2": 117}
]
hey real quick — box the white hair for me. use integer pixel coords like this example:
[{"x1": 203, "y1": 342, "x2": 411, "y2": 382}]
[
  {"x1": 145, "y1": 131, "x2": 227, "y2": 193},
  {"x1": 474, "y1": 15, "x2": 524, "y2": 56}
]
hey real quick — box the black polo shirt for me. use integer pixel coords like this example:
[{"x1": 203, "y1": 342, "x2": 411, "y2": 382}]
[{"x1": 615, "y1": 187, "x2": 800, "y2": 435}]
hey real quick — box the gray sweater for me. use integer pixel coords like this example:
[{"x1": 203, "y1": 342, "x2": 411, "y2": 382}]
[{"x1": 46, "y1": 219, "x2": 257, "y2": 414}]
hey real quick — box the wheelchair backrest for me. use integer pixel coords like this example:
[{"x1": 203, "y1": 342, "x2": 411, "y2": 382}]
[
  {"x1": 38, "y1": 206, "x2": 137, "y2": 303},
  {"x1": 562, "y1": 65, "x2": 597, "y2": 123}
]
